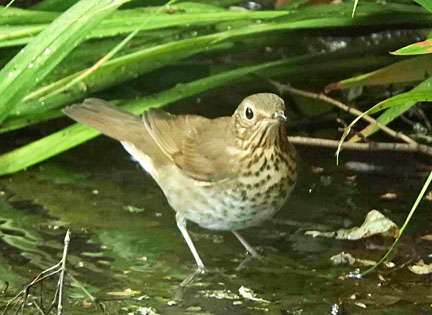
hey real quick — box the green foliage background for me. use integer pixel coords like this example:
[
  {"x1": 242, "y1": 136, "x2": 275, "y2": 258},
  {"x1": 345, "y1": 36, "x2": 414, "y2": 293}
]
[{"x1": 0, "y1": 0, "x2": 432, "y2": 174}]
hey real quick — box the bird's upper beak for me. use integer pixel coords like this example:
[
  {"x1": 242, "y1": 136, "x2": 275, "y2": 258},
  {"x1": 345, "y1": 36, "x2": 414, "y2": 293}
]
[{"x1": 272, "y1": 111, "x2": 287, "y2": 122}]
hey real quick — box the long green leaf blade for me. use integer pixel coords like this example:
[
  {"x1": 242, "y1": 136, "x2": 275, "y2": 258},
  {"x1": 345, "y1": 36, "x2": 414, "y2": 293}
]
[
  {"x1": 391, "y1": 39, "x2": 432, "y2": 55},
  {"x1": 349, "y1": 76, "x2": 432, "y2": 142},
  {"x1": 10, "y1": 17, "x2": 400, "y2": 118},
  {"x1": 0, "y1": 0, "x2": 130, "y2": 124},
  {"x1": 414, "y1": 0, "x2": 432, "y2": 13},
  {"x1": 326, "y1": 55, "x2": 432, "y2": 90}
]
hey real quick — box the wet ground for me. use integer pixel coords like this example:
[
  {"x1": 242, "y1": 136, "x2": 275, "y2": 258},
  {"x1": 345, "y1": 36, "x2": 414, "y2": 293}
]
[{"x1": 1, "y1": 95, "x2": 432, "y2": 315}]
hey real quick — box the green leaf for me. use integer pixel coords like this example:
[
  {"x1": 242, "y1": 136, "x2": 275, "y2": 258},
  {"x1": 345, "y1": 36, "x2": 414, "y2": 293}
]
[
  {"x1": 366, "y1": 90, "x2": 432, "y2": 115},
  {"x1": 0, "y1": 25, "x2": 46, "y2": 41},
  {"x1": 0, "y1": 0, "x2": 130, "y2": 124},
  {"x1": 352, "y1": 0, "x2": 359, "y2": 17},
  {"x1": 337, "y1": 86, "x2": 432, "y2": 161},
  {"x1": 0, "y1": 10, "x2": 290, "y2": 48},
  {"x1": 326, "y1": 55, "x2": 432, "y2": 90},
  {"x1": 414, "y1": 0, "x2": 432, "y2": 13},
  {"x1": 361, "y1": 170, "x2": 432, "y2": 276},
  {"x1": 349, "y1": 77, "x2": 432, "y2": 142},
  {"x1": 391, "y1": 39, "x2": 432, "y2": 55},
  {"x1": 10, "y1": 19, "x2": 374, "y2": 118},
  {"x1": 0, "y1": 109, "x2": 62, "y2": 134},
  {"x1": 1, "y1": 54, "x2": 393, "y2": 134},
  {"x1": 0, "y1": 6, "x2": 60, "y2": 24},
  {"x1": 31, "y1": 0, "x2": 79, "y2": 11}
]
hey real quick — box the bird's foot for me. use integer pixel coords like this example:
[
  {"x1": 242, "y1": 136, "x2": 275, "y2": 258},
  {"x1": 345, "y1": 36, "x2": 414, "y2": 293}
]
[{"x1": 180, "y1": 267, "x2": 205, "y2": 287}]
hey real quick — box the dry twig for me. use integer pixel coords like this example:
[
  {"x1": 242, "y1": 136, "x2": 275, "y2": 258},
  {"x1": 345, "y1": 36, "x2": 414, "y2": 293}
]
[
  {"x1": 1, "y1": 230, "x2": 71, "y2": 315},
  {"x1": 268, "y1": 81, "x2": 432, "y2": 158},
  {"x1": 288, "y1": 136, "x2": 432, "y2": 157},
  {"x1": 269, "y1": 80, "x2": 416, "y2": 144}
]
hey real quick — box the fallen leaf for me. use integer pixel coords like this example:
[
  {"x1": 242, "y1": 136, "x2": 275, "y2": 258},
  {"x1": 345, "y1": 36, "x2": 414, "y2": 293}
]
[
  {"x1": 238, "y1": 286, "x2": 270, "y2": 304},
  {"x1": 107, "y1": 288, "x2": 141, "y2": 296},
  {"x1": 355, "y1": 302, "x2": 367, "y2": 308},
  {"x1": 421, "y1": 234, "x2": 432, "y2": 241},
  {"x1": 305, "y1": 230, "x2": 335, "y2": 238},
  {"x1": 124, "y1": 205, "x2": 145, "y2": 213},
  {"x1": 201, "y1": 289, "x2": 239, "y2": 300},
  {"x1": 355, "y1": 258, "x2": 377, "y2": 266},
  {"x1": 383, "y1": 261, "x2": 396, "y2": 268},
  {"x1": 310, "y1": 166, "x2": 324, "y2": 174},
  {"x1": 408, "y1": 260, "x2": 432, "y2": 275},
  {"x1": 330, "y1": 252, "x2": 376, "y2": 266},
  {"x1": 380, "y1": 193, "x2": 397, "y2": 200},
  {"x1": 330, "y1": 252, "x2": 356, "y2": 266},
  {"x1": 305, "y1": 210, "x2": 399, "y2": 240}
]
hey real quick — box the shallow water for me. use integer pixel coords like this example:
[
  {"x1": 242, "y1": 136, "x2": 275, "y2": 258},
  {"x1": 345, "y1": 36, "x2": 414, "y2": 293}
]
[{"x1": 1, "y1": 126, "x2": 431, "y2": 314}]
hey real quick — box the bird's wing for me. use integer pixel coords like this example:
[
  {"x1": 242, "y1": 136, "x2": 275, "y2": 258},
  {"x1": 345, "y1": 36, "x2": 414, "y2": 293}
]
[{"x1": 143, "y1": 109, "x2": 238, "y2": 182}]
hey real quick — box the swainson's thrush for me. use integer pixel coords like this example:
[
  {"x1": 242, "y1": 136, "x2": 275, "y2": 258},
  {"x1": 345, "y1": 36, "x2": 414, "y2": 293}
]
[{"x1": 63, "y1": 93, "x2": 297, "y2": 269}]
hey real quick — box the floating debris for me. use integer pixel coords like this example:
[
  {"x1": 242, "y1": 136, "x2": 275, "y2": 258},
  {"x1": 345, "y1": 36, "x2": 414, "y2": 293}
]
[
  {"x1": 305, "y1": 210, "x2": 399, "y2": 240},
  {"x1": 239, "y1": 286, "x2": 270, "y2": 304},
  {"x1": 408, "y1": 260, "x2": 432, "y2": 275}
]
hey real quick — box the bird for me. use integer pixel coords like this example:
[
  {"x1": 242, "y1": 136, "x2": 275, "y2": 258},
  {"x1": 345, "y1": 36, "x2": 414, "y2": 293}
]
[{"x1": 63, "y1": 93, "x2": 297, "y2": 270}]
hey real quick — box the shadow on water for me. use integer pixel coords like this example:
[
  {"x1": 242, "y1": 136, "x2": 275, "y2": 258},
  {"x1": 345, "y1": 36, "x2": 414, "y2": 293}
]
[{"x1": 1, "y1": 95, "x2": 432, "y2": 314}]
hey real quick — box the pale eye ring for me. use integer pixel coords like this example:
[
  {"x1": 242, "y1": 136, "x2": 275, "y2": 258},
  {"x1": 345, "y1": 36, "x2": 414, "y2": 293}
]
[{"x1": 245, "y1": 107, "x2": 254, "y2": 119}]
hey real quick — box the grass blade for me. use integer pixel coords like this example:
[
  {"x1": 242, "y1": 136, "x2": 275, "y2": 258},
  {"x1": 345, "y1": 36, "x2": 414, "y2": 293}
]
[
  {"x1": 10, "y1": 16, "x2": 403, "y2": 118},
  {"x1": 326, "y1": 55, "x2": 432, "y2": 90},
  {"x1": 336, "y1": 85, "x2": 432, "y2": 162},
  {"x1": 348, "y1": 76, "x2": 432, "y2": 142},
  {"x1": 0, "y1": 0, "x2": 130, "y2": 124},
  {"x1": 361, "y1": 170, "x2": 432, "y2": 277},
  {"x1": 414, "y1": 0, "x2": 432, "y2": 13},
  {"x1": 391, "y1": 39, "x2": 432, "y2": 55}
]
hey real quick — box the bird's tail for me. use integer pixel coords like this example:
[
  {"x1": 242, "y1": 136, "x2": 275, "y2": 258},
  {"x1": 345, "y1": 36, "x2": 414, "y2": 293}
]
[{"x1": 63, "y1": 98, "x2": 146, "y2": 143}]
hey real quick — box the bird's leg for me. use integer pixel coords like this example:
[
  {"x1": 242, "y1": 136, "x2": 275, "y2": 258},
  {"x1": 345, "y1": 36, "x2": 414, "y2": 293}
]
[
  {"x1": 176, "y1": 213, "x2": 205, "y2": 270},
  {"x1": 232, "y1": 231, "x2": 260, "y2": 258}
]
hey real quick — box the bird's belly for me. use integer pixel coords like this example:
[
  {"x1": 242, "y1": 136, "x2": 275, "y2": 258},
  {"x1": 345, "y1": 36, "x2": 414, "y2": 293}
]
[
  {"x1": 162, "y1": 173, "x2": 294, "y2": 231},
  {"x1": 182, "y1": 197, "x2": 287, "y2": 231}
]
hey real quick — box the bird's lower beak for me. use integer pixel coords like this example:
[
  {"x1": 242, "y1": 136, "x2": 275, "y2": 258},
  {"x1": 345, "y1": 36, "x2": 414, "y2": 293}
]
[{"x1": 272, "y1": 111, "x2": 287, "y2": 122}]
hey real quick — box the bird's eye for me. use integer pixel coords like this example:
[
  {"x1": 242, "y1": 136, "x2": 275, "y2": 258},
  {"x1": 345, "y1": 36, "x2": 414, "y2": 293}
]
[{"x1": 245, "y1": 107, "x2": 254, "y2": 120}]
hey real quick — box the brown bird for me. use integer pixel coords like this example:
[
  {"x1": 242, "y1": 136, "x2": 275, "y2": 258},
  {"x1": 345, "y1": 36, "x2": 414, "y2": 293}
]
[{"x1": 63, "y1": 93, "x2": 297, "y2": 270}]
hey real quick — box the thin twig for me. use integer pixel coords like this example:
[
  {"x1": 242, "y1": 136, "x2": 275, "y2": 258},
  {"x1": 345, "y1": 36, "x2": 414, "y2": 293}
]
[
  {"x1": 2, "y1": 270, "x2": 62, "y2": 315},
  {"x1": 57, "y1": 229, "x2": 70, "y2": 315},
  {"x1": 47, "y1": 283, "x2": 59, "y2": 314},
  {"x1": 270, "y1": 81, "x2": 416, "y2": 145},
  {"x1": 336, "y1": 118, "x2": 369, "y2": 142},
  {"x1": 0, "y1": 0, "x2": 16, "y2": 16},
  {"x1": 19, "y1": 289, "x2": 27, "y2": 315},
  {"x1": 31, "y1": 262, "x2": 62, "y2": 284},
  {"x1": 288, "y1": 136, "x2": 432, "y2": 157},
  {"x1": 2, "y1": 288, "x2": 25, "y2": 314},
  {"x1": 29, "y1": 297, "x2": 45, "y2": 315},
  {"x1": 1, "y1": 230, "x2": 71, "y2": 315}
]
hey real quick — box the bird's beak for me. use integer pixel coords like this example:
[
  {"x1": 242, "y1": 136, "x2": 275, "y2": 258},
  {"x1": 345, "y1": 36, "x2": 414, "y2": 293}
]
[{"x1": 272, "y1": 111, "x2": 287, "y2": 122}]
